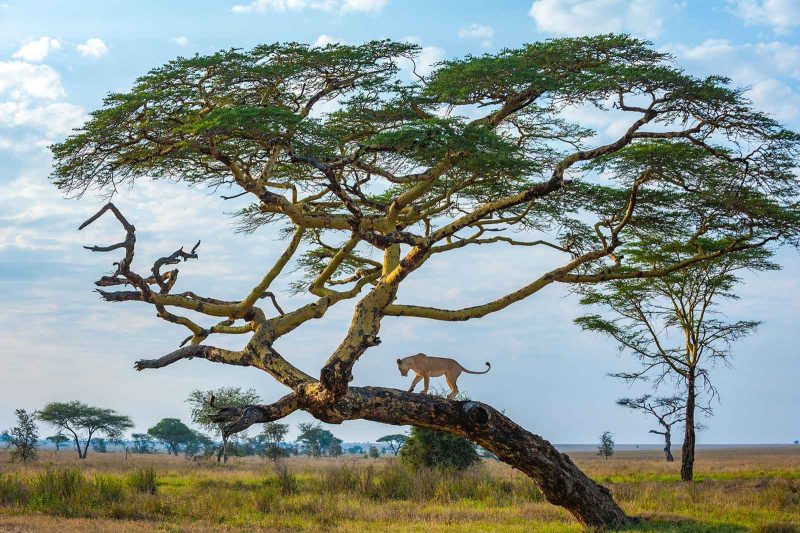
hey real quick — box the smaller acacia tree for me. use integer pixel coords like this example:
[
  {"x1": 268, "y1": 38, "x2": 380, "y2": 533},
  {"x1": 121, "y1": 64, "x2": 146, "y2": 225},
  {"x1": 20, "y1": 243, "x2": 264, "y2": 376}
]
[
  {"x1": 260, "y1": 422, "x2": 290, "y2": 460},
  {"x1": 187, "y1": 388, "x2": 261, "y2": 463},
  {"x1": 617, "y1": 395, "x2": 696, "y2": 462},
  {"x1": 4, "y1": 409, "x2": 40, "y2": 463},
  {"x1": 148, "y1": 418, "x2": 196, "y2": 456},
  {"x1": 46, "y1": 434, "x2": 70, "y2": 453},
  {"x1": 598, "y1": 432, "x2": 615, "y2": 459},
  {"x1": 131, "y1": 433, "x2": 156, "y2": 454},
  {"x1": 92, "y1": 438, "x2": 108, "y2": 453},
  {"x1": 576, "y1": 248, "x2": 772, "y2": 480},
  {"x1": 377, "y1": 434, "x2": 408, "y2": 456},
  {"x1": 38, "y1": 401, "x2": 133, "y2": 459},
  {"x1": 296, "y1": 422, "x2": 339, "y2": 456}
]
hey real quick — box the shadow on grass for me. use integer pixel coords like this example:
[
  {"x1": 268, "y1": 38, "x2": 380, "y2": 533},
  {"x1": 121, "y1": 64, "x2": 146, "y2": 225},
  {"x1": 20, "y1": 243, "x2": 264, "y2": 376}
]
[{"x1": 622, "y1": 514, "x2": 749, "y2": 533}]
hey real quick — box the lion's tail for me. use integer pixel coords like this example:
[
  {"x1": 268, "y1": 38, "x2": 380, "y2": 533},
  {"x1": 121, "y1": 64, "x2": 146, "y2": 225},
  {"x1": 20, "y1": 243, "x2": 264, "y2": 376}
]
[{"x1": 461, "y1": 362, "x2": 491, "y2": 375}]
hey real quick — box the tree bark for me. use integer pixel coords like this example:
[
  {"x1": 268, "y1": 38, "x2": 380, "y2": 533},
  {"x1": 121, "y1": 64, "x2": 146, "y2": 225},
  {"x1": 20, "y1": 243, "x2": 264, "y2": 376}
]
[
  {"x1": 681, "y1": 374, "x2": 696, "y2": 481},
  {"x1": 664, "y1": 429, "x2": 673, "y2": 462},
  {"x1": 213, "y1": 386, "x2": 634, "y2": 529}
]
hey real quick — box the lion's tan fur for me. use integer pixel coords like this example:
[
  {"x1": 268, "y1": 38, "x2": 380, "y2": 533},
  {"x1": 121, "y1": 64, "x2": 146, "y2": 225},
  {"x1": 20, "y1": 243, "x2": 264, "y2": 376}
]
[{"x1": 397, "y1": 353, "x2": 490, "y2": 399}]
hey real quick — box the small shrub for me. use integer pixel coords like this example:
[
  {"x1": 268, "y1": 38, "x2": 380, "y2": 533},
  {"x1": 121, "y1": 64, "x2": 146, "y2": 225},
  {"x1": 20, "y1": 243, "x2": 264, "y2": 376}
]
[
  {"x1": 127, "y1": 467, "x2": 157, "y2": 494},
  {"x1": 271, "y1": 458, "x2": 297, "y2": 495},
  {"x1": 0, "y1": 473, "x2": 29, "y2": 506},
  {"x1": 400, "y1": 426, "x2": 480, "y2": 471}
]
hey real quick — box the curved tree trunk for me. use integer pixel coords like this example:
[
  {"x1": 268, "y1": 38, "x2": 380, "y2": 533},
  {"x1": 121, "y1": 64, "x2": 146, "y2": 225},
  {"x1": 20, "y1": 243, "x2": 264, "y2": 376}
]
[
  {"x1": 213, "y1": 386, "x2": 633, "y2": 529},
  {"x1": 681, "y1": 374, "x2": 696, "y2": 481}
]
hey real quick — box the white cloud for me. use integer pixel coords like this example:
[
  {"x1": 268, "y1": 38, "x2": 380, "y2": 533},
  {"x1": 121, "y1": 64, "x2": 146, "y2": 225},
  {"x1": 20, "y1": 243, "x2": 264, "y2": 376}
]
[
  {"x1": 747, "y1": 79, "x2": 800, "y2": 121},
  {"x1": 0, "y1": 61, "x2": 65, "y2": 100},
  {"x1": 313, "y1": 34, "x2": 346, "y2": 47},
  {"x1": 458, "y1": 23, "x2": 494, "y2": 48},
  {"x1": 0, "y1": 100, "x2": 86, "y2": 136},
  {"x1": 340, "y1": 0, "x2": 386, "y2": 12},
  {"x1": 665, "y1": 38, "x2": 800, "y2": 125},
  {"x1": 12, "y1": 37, "x2": 62, "y2": 62},
  {"x1": 0, "y1": 61, "x2": 84, "y2": 148},
  {"x1": 398, "y1": 37, "x2": 445, "y2": 78},
  {"x1": 231, "y1": 0, "x2": 385, "y2": 14},
  {"x1": 172, "y1": 36, "x2": 189, "y2": 47},
  {"x1": 529, "y1": 0, "x2": 677, "y2": 38},
  {"x1": 76, "y1": 38, "x2": 109, "y2": 58},
  {"x1": 727, "y1": 0, "x2": 800, "y2": 33}
]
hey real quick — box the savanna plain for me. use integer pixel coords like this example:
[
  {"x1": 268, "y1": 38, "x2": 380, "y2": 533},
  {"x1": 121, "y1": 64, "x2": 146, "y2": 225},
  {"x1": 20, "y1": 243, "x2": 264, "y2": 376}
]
[{"x1": 0, "y1": 446, "x2": 797, "y2": 532}]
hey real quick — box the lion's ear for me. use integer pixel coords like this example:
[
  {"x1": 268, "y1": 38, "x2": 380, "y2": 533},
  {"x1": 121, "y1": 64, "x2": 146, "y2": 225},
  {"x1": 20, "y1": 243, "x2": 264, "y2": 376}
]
[{"x1": 396, "y1": 358, "x2": 401, "y2": 364}]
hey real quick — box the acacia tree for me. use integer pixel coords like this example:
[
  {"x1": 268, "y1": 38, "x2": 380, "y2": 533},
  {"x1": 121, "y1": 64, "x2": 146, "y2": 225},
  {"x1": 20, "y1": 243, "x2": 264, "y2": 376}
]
[
  {"x1": 576, "y1": 248, "x2": 773, "y2": 480},
  {"x1": 617, "y1": 395, "x2": 691, "y2": 462},
  {"x1": 46, "y1": 434, "x2": 70, "y2": 453},
  {"x1": 296, "y1": 422, "x2": 339, "y2": 456},
  {"x1": 50, "y1": 36, "x2": 800, "y2": 527},
  {"x1": 598, "y1": 431, "x2": 615, "y2": 459},
  {"x1": 187, "y1": 387, "x2": 262, "y2": 463},
  {"x1": 38, "y1": 401, "x2": 133, "y2": 459},
  {"x1": 377, "y1": 434, "x2": 408, "y2": 455},
  {"x1": 147, "y1": 418, "x2": 196, "y2": 455},
  {"x1": 258, "y1": 422, "x2": 290, "y2": 460}
]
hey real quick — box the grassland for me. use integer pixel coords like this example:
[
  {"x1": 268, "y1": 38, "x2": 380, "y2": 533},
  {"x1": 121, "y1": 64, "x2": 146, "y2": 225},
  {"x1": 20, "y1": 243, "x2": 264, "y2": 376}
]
[{"x1": 0, "y1": 446, "x2": 797, "y2": 532}]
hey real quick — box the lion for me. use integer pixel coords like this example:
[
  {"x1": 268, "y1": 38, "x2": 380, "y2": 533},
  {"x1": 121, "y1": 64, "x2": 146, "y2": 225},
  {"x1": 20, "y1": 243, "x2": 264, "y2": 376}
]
[{"x1": 397, "y1": 353, "x2": 491, "y2": 399}]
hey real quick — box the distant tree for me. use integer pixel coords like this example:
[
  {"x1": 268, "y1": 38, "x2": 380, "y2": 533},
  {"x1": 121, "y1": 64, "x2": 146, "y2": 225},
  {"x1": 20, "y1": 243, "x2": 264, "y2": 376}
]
[
  {"x1": 38, "y1": 401, "x2": 133, "y2": 459},
  {"x1": 577, "y1": 250, "x2": 772, "y2": 480},
  {"x1": 328, "y1": 438, "x2": 343, "y2": 457},
  {"x1": 598, "y1": 432, "x2": 615, "y2": 460},
  {"x1": 4, "y1": 409, "x2": 40, "y2": 463},
  {"x1": 260, "y1": 422, "x2": 290, "y2": 461},
  {"x1": 92, "y1": 437, "x2": 108, "y2": 453},
  {"x1": 347, "y1": 445, "x2": 364, "y2": 455},
  {"x1": 400, "y1": 426, "x2": 479, "y2": 470},
  {"x1": 377, "y1": 434, "x2": 408, "y2": 456},
  {"x1": 187, "y1": 387, "x2": 261, "y2": 463},
  {"x1": 617, "y1": 395, "x2": 694, "y2": 462},
  {"x1": 131, "y1": 433, "x2": 156, "y2": 454},
  {"x1": 296, "y1": 422, "x2": 340, "y2": 457},
  {"x1": 184, "y1": 431, "x2": 214, "y2": 458},
  {"x1": 368, "y1": 445, "x2": 381, "y2": 459},
  {"x1": 46, "y1": 434, "x2": 70, "y2": 453},
  {"x1": 147, "y1": 418, "x2": 195, "y2": 456}
]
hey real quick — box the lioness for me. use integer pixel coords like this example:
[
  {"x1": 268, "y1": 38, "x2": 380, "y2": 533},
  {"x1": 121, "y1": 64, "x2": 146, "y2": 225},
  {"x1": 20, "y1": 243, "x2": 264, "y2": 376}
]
[{"x1": 397, "y1": 353, "x2": 491, "y2": 399}]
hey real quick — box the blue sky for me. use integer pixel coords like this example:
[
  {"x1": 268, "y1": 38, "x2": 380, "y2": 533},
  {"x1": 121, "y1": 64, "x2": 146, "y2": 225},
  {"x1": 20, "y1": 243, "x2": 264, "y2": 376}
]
[{"x1": 0, "y1": 0, "x2": 798, "y2": 445}]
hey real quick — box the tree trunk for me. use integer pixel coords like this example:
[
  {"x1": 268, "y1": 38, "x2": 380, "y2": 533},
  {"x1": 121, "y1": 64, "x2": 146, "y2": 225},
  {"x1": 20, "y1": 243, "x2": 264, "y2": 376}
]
[
  {"x1": 81, "y1": 432, "x2": 95, "y2": 459},
  {"x1": 222, "y1": 435, "x2": 229, "y2": 463},
  {"x1": 72, "y1": 434, "x2": 83, "y2": 459},
  {"x1": 681, "y1": 374, "x2": 696, "y2": 481},
  {"x1": 270, "y1": 386, "x2": 632, "y2": 528},
  {"x1": 664, "y1": 429, "x2": 673, "y2": 462}
]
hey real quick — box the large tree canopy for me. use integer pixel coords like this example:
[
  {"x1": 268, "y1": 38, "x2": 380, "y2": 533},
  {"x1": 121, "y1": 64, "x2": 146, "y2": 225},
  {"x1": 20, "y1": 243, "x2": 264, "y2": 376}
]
[{"x1": 51, "y1": 36, "x2": 799, "y2": 528}]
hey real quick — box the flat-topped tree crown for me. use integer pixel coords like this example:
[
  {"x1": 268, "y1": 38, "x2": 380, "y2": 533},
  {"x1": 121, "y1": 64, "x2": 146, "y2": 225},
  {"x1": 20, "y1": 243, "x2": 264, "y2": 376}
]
[{"x1": 50, "y1": 35, "x2": 799, "y2": 528}]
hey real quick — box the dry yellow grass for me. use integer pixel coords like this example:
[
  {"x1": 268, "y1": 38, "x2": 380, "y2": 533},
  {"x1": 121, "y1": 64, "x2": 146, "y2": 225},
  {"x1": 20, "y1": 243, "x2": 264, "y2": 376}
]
[{"x1": 0, "y1": 446, "x2": 797, "y2": 532}]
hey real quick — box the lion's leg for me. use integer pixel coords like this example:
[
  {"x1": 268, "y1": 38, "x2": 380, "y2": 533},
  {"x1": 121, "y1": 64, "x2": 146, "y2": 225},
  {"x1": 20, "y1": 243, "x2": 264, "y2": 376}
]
[
  {"x1": 445, "y1": 373, "x2": 459, "y2": 399},
  {"x1": 421, "y1": 375, "x2": 430, "y2": 394},
  {"x1": 408, "y1": 374, "x2": 422, "y2": 392}
]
